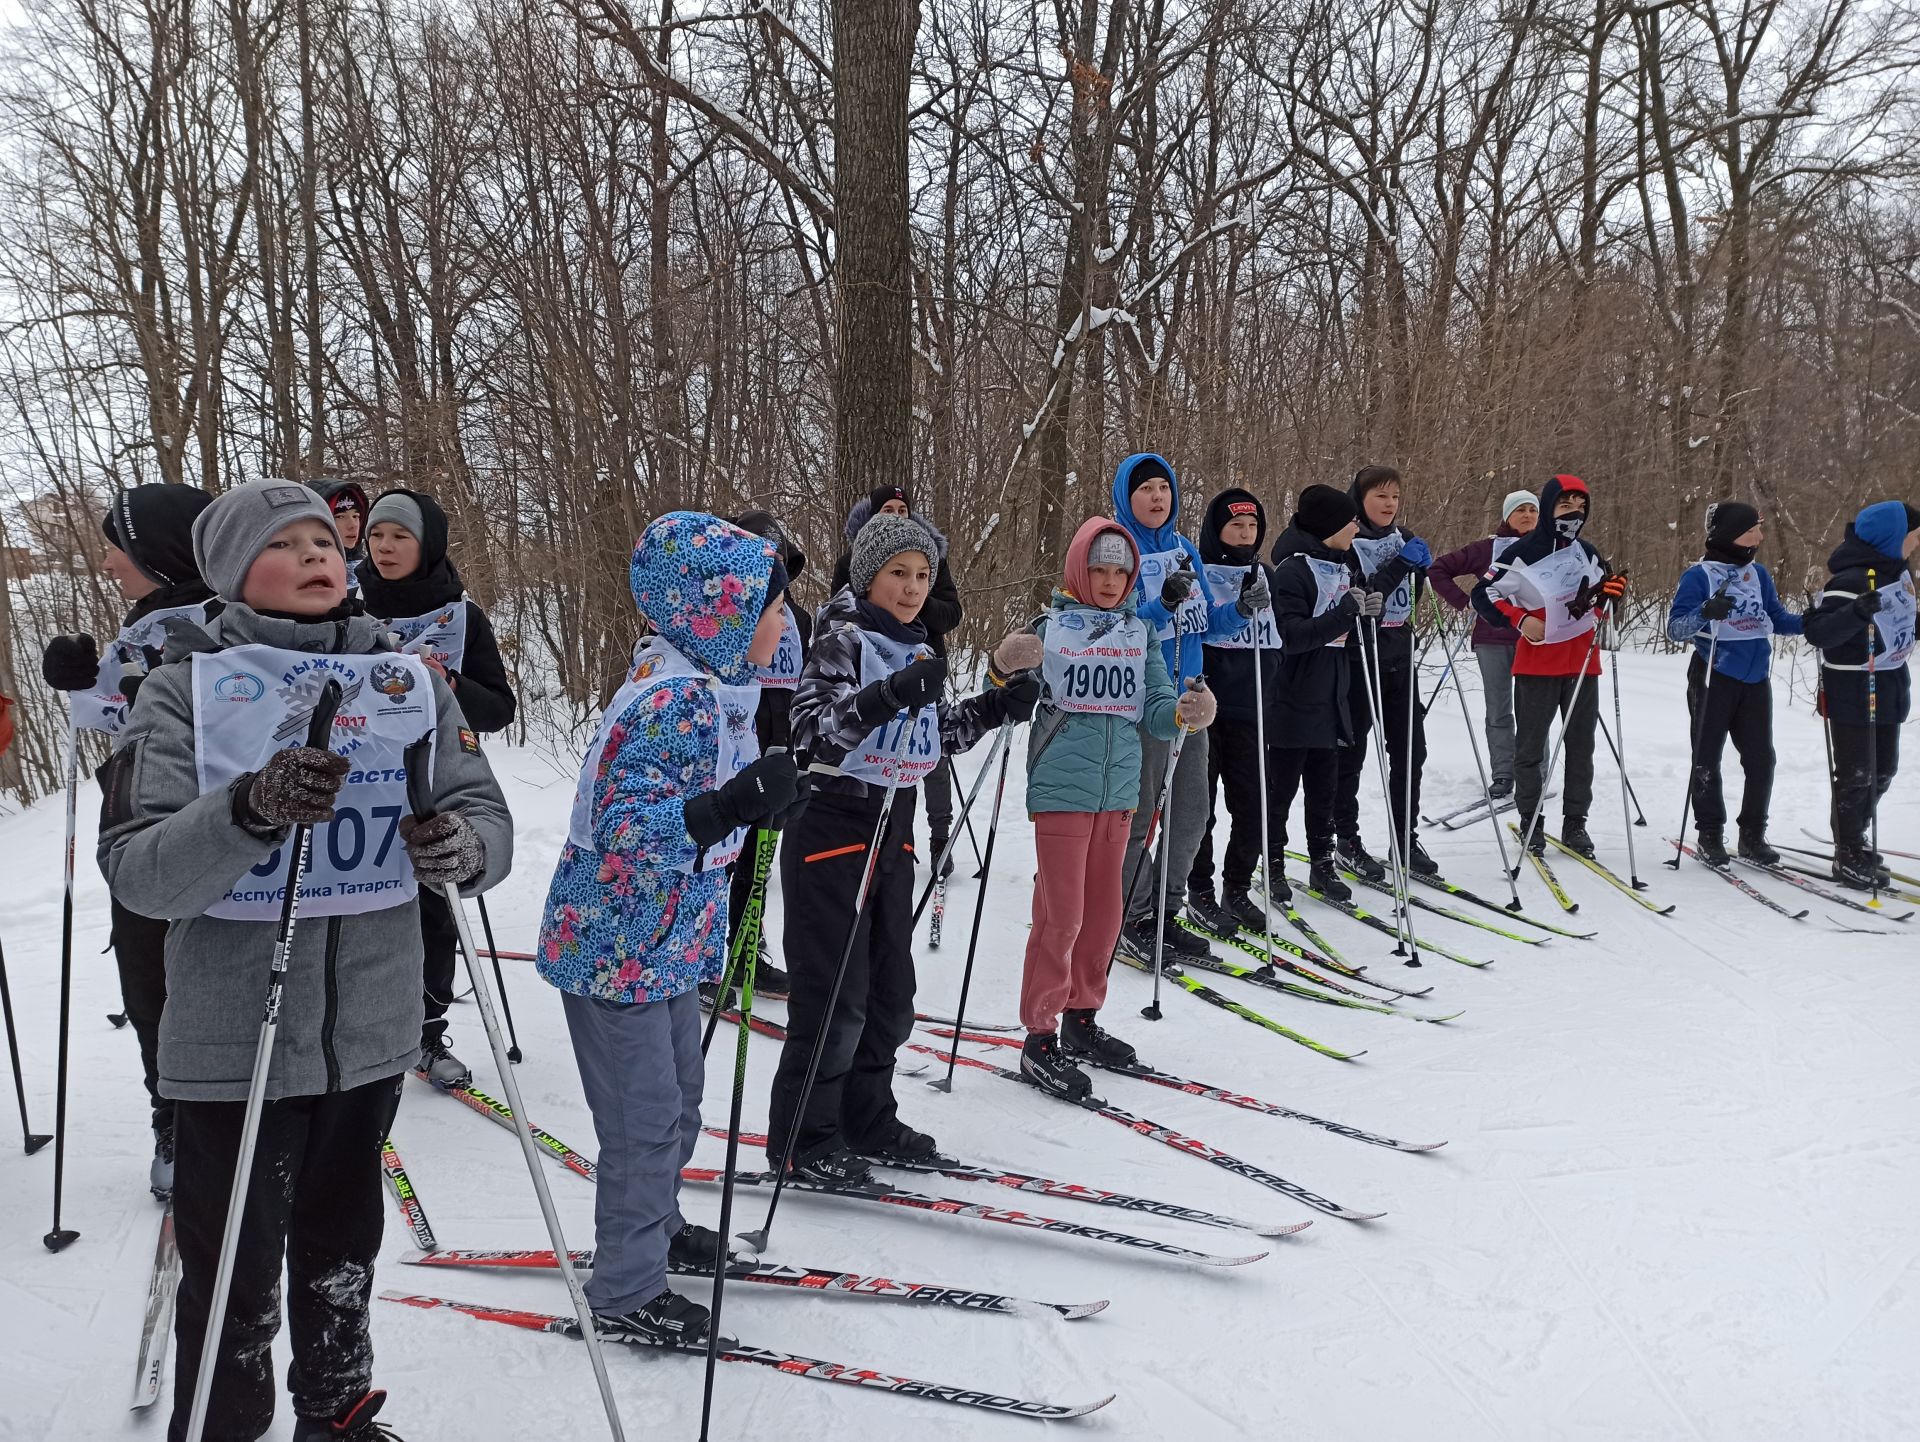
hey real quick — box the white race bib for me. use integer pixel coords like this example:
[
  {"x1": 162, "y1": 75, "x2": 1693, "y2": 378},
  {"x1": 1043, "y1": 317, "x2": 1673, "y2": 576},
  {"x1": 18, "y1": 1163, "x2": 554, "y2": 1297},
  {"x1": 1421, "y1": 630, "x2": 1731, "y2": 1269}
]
[
  {"x1": 1300, "y1": 555, "x2": 1354, "y2": 646},
  {"x1": 1350, "y1": 533, "x2": 1414, "y2": 626},
  {"x1": 384, "y1": 603, "x2": 469, "y2": 671},
  {"x1": 1201, "y1": 565, "x2": 1278, "y2": 651},
  {"x1": 567, "y1": 636, "x2": 762, "y2": 871},
  {"x1": 839, "y1": 629, "x2": 941, "y2": 787},
  {"x1": 1136, "y1": 546, "x2": 1209, "y2": 643},
  {"x1": 70, "y1": 602, "x2": 214, "y2": 736},
  {"x1": 192, "y1": 645, "x2": 438, "y2": 921},
  {"x1": 1491, "y1": 535, "x2": 1521, "y2": 564},
  {"x1": 1695, "y1": 562, "x2": 1774, "y2": 641},
  {"x1": 1042, "y1": 608, "x2": 1148, "y2": 719},
  {"x1": 1498, "y1": 545, "x2": 1603, "y2": 643},
  {"x1": 755, "y1": 605, "x2": 804, "y2": 690}
]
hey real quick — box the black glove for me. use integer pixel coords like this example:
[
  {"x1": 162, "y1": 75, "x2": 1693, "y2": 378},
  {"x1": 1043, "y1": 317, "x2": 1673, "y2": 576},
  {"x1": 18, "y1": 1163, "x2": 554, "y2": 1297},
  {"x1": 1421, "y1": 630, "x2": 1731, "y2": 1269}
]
[
  {"x1": 1568, "y1": 576, "x2": 1597, "y2": 619},
  {"x1": 121, "y1": 645, "x2": 165, "y2": 707},
  {"x1": 685, "y1": 752, "x2": 801, "y2": 848},
  {"x1": 42, "y1": 634, "x2": 99, "y2": 691},
  {"x1": 243, "y1": 746, "x2": 350, "y2": 826},
  {"x1": 854, "y1": 655, "x2": 947, "y2": 724},
  {"x1": 769, "y1": 771, "x2": 812, "y2": 832},
  {"x1": 998, "y1": 669, "x2": 1042, "y2": 723},
  {"x1": 1160, "y1": 565, "x2": 1195, "y2": 608},
  {"x1": 1236, "y1": 570, "x2": 1271, "y2": 619},
  {"x1": 399, "y1": 810, "x2": 487, "y2": 887},
  {"x1": 1700, "y1": 591, "x2": 1735, "y2": 622},
  {"x1": 1853, "y1": 590, "x2": 1884, "y2": 620}
]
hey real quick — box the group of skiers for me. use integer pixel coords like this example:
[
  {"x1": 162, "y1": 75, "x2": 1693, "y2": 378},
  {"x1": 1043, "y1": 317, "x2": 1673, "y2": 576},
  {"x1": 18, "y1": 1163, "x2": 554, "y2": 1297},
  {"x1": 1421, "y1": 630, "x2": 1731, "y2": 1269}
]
[{"x1": 24, "y1": 459, "x2": 1918, "y2": 1441}]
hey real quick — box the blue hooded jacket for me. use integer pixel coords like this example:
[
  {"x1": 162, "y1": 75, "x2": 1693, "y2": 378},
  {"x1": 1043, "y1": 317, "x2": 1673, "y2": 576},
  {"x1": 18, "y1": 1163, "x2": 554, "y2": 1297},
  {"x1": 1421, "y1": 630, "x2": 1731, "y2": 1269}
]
[
  {"x1": 1109, "y1": 452, "x2": 1239, "y2": 684},
  {"x1": 536, "y1": 512, "x2": 779, "y2": 1004}
]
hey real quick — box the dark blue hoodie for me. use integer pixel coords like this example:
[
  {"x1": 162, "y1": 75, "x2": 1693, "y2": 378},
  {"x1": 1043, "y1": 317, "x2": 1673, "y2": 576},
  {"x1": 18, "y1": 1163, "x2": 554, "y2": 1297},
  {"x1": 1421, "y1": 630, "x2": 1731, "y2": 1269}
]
[
  {"x1": 1804, "y1": 499, "x2": 1917, "y2": 724},
  {"x1": 1109, "y1": 452, "x2": 1239, "y2": 683}
]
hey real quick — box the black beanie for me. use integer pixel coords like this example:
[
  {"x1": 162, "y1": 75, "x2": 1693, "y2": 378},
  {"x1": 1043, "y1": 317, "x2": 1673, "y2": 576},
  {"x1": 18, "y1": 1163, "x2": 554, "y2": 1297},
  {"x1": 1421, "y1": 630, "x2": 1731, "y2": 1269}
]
[
  {"x1": 1124, "y1": 455, "x2": 1174, "y2": 496},
  {"x1": 102, "y1": 483, "x2": 214, "y2": 587},
  {"x1": 867, "y1": 483, "x2": 912, "y2": 518},
  {"x1": 1294, "y1": 485, "x2": 1358, "y2": 542},
  {"x1": 1706, "y1": 501, "x2": 1760, "y2": 548}
]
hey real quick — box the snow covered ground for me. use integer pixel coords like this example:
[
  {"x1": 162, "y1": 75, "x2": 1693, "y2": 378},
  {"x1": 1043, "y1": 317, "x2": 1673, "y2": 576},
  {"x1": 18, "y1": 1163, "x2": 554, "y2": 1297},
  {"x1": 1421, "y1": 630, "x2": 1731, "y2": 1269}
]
[{"x1": 2, "y1": 648, "x2": 1916, "y2": 1441}]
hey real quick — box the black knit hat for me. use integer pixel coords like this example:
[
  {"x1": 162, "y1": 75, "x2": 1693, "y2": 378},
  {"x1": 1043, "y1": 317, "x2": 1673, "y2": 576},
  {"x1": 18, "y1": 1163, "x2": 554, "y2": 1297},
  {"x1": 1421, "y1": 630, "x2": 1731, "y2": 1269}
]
[
  {"x1": 102, "y1": 484, "x2": 214, "y2": 587},
  {"x1": 1706, "y1": 501, "x2": 1761, "y2": 548},
  {"x1": 1294, "y1": 484, "x2": 1359, "y2": 543},
  {"x1": 867, "y1": 483, "x2": 912, "y2": 518}
]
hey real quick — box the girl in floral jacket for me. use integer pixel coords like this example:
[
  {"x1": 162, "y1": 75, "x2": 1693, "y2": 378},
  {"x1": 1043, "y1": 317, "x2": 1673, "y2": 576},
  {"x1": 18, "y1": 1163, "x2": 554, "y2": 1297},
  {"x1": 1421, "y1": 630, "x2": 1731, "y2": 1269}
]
[{"x1": 535, "y1": 511, "x2": 800, "y2": 1345}]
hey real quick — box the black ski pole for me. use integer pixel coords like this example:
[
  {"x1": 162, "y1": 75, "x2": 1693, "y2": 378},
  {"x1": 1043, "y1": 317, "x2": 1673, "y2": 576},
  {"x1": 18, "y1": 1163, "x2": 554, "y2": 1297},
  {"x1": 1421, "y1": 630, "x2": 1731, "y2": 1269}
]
[
  {"x1": 44, "y1": 721, "x2": 82, "y2": 1251},
  {"x1": 908, "y1": 726, "x2": 1012, "y2": 929},
  {"x1": 698, "y1": 825, "x2": 775, "y2": 1440},
  {"x1": 931, "y1": 730, "x2": 1013, "y2": 1090},
  {"x1": 1606, "y1": 615, "x2": 1649, "y2": 888},
  {"x1": 471, "y1": 893, "x2": 521, "y2": 1063},
  {"x1": 0, "y1": 935, "x2": 51, "y2": 1155},
  {"x1": 184, "y1": 679, "x2": 342, "y2": 1440},
  {"x1": 1595, "y1": 714, "x2": 1648, "y2": 825},
  {"x1": 1866, "y1": 568, "x2": 1882, "y2": 908},
  {"x1": 740, "y1": 719, "x2": 918, "y2": 1254},
  {"x1": 1665, "y1": 576, "x2": 1731, "y2": 869},
  {"x1": 1511, "y1": 627, "x2": 1605, "y2": 874}
]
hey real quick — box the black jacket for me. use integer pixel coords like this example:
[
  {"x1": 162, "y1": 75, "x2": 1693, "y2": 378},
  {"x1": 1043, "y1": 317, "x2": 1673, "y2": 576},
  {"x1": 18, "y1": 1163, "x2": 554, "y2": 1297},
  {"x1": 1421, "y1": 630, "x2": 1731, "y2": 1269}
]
[
  {"x1": 1197, "y1": 489, "x2": 1281, "y2": 727},
  {"x1": 354, "y1": 489, "x2": 517, "y2": 733},
  {"x1": 311, "y1": 478, "x2": 371, "y2": 589},
  {"x1": 828, "y1": 499, "x2": 964, "y2": 657},
  {"x1": 1348, "y1": 477, "x2": 1427, "y2": 670},
  {"x1": 1268, "y1": 524, "x2": 1360, "y2": 749},
  {"x1": 1805, "y1": 526, "x2": 1913, "y2": 725}
]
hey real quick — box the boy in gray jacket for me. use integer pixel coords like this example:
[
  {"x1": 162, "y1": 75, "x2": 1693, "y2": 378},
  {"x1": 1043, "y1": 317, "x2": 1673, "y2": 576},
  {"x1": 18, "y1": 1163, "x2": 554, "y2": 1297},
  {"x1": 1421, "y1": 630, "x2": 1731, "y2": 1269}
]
[{"x1": 99, "y1": 479, "x2": 512, "y2": 1442}]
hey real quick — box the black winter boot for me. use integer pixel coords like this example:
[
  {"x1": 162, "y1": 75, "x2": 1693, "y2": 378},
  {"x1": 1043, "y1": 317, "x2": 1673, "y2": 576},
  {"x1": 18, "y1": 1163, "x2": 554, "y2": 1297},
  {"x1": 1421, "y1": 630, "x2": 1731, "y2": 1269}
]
[
  {"x1": 1832, "y1": 846, "x2": 1891, "y2": 891},
  {"x1": 1694, "y1": 828, "x2": 1731, "y2": 868},
  {"x1": 293, "y1": 1389, "x2": 405, "y2": 1440},
  {"x1": 1405, "y1": 834, "x2": 1439, "y2": 878},
  {"x1": 1307, "y1": 855, "x2": 1352, "y2": 902},
  {"x1": 1736, "y1": 827, "x2": 1780, "y2": 866},
  {"x1": 1061, "y1": 1009, "x2": 1138, "y2": 1067},
  {"x1": 1222, "y1": 888, "x2": 1268, "y2": 933},
  {"x1": 1021, "y1": 1032, "x2": 1092, "y2": 1101},
  {"x1": 1337, "y1": 837, "x2": 1386, "y2": 881},
  {"x1": 1185, "y1": 890, "x2": 1239, "y2": 937},
  {"x1": 855, "y1": 1118, "x2": 939, "y2": 1164},
  {"x1": 1560, "y1": 820, "x2": 1595, "y2": 859}
]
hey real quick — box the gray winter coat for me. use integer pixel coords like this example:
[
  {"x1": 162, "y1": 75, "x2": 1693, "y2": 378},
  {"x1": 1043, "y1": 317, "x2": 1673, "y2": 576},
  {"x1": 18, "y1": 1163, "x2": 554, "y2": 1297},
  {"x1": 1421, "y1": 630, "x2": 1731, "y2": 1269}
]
[{"x1": 98, "y1": 604, "x2": 514, "y2": 1102}]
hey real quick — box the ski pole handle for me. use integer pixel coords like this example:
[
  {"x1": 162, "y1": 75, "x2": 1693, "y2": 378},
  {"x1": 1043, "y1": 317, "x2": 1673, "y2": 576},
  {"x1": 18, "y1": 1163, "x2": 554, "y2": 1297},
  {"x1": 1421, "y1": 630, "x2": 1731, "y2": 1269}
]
[
  {"x1": 307, "y1": 678, "x2": 344, "y2": 752},
  {"x1": 403, "y1": 735, "x2": 435, "y2": 821}
]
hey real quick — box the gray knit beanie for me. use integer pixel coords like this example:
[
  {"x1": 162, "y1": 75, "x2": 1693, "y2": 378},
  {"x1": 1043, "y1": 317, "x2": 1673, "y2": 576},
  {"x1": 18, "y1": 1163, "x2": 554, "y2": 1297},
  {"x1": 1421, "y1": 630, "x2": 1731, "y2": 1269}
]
[
  {"x1": 192, "y1": 478, "x2": 342, "y2": 600},
  {"x1": 849, "y1": 512, "x2": 935, "y2": 596},
  {"x1": 367, "y1": 491, "x2": 425, "y2": 540}
]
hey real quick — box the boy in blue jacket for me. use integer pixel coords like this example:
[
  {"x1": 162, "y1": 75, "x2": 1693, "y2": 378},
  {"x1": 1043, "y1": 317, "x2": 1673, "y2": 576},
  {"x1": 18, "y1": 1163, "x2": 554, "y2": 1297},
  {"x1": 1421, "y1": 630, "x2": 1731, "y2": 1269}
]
[
  {"x1": 1109, "y1": 453, "x2": 1234, "y2": 962},
  {"x1": 1664, "y1": 502, "x2": 1802, "y2": 867}
]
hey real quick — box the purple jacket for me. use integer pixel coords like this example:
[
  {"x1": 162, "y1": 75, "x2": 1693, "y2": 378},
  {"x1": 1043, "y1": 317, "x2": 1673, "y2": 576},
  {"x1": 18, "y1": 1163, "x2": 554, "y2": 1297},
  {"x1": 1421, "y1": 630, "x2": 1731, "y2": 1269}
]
[{"x1": 1431, "y1": 524, "x2": 1525, "y2": 648}]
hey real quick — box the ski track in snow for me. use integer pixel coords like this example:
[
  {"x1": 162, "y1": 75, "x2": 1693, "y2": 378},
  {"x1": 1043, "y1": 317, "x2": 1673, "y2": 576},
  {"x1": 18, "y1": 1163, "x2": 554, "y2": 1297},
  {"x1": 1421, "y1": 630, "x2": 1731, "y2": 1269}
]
[{"x1": 0, "y1": 651, "x2": 1916, "y2": 1439}]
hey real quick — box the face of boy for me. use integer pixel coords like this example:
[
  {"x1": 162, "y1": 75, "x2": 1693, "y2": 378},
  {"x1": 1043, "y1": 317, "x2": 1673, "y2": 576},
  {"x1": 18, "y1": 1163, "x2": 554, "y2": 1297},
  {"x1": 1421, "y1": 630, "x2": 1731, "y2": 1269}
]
[
  {"x1": 1362, "y1": 482, "x2": 1400, "y2": 527},
  {"x1": 1130, "y1": 478, "x2": 1172, "y2": 529},
  {"x1": 1508, "y1": 503, "x2": 1538, "y2": 534},
  {"x1": 748, "y1": 591, "x2": 787, "y2": 666},
  {"x1": 1326, "y1": 519, "x2": 1360, "y2": 551},
  {"x1": 334, "y1": 508, "x2": 362, "y2": 549},
  {"x1": 368, "y1": 521, "x2": 422, "y2": 580},
  {"x1": 102, "y1": 542, "x2": 159, "y2": 602},
  {"x1": 1086, "y1": 562, "x2": 1133, "y2": 608},
  {"x1": 243, "y1": 519, "x2": 346, "y2": 614},
  {"x1": 868, "y1": 552, "x2": 930, "y2": 623},
  {"x1": 1735, "y1": 521, "x2": 1765, "y2": 548},
  {"x1": 1555, "y1": 493, "x2": 1587, "y2": 518},
  {"x1": 1220, "y1": 514, "x2": 1260, "y2": 548},
  {"x1": 878, "y1": 498, "x2": 910, "y2": 517}
]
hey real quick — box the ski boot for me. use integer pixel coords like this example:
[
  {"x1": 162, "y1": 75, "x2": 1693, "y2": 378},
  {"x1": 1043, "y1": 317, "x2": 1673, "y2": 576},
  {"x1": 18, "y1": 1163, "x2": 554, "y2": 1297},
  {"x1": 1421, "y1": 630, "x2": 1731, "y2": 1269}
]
[
  {"x1": 1488, "y1": 777, "x2": 1514, "y2": 801},
  {"x1": 1222, "y1": 888, "x2": 1268, "y2": 933},
  {"x1": 1337, "y1": 836, "x2": 1386, "y2": 882},
  {"x1": 293, "y1": 1389, "x2": 405, "y2": 1441},
  {"x1": 856, "y1": 1119, "x2": 939, "y2": 1164},
  {"x1": 1832, "y1": 845, "x2": 1891, "y2": 891},
  {"x1": 1405, "y1": 834, "x2": 1439, "y2": 878},
  {"x1": 1560, "y1": 821, "x2": 1595, "y2": 859},
  {"x1": 1261, "y1": 867, "x2": 1293, "y2": 908},
  {"x1": 787, "y1": 1144, "x2": 879, "y2": 1189},
  {"x1": 1061, "y1": 1008, "x2": 1137, "y2": 1067},
  {"x1": 418, "y1": 1035, "x2": 471, "y2": 1090},
  {"x1": 149, "y1": 1117, "x2": 175, "y2": 1202},
  {"x1": 929, "y1": 830, "x2": 956, "y2": 880},
  {"x1": 751, "y1": 958, "x2": 791, "y2": 999},
  {"x1": 593, "y1": 1289, "x2": 712, "y2": 1346},
  {"x1": 1694, "y1": 828, "x2": 1731, "y2": 868},
  {"x1": 1161, "y1": 912, "x2": 1210, "y2": 959},
  {"x1": 1520, "y1": 819, "x2": 1546, "y2": 856},
  {"x1": 1119, "y1": 916, "x2": 1160, "y2": 961},
  {"x1": 1307, "y1": 854, "x2": 1352, "y2": 902},
  {"x1": 1736, "y1": 827, "x2": 1780, "y2": 866},
  {"x1": 1185, "y1": 890, "x2": 1239, "y2": 937},
  {"x1": 1021, "y1": 1032, "x2": 1092, "y2": 1101}
]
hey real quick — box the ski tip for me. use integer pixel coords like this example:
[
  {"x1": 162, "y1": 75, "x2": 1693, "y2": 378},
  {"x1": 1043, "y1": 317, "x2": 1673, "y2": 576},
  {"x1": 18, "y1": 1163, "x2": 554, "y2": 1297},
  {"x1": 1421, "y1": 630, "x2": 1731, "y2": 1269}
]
[
  {"x1": 399, "y1": 1249, "x2": 432, "y2": 1265},
  {"x1": 1253, "y1": 1218, "x2": 1315, "y2": 1237},
  {"x1": 1057, "y1": 1299, "x2": 1112, "y2": 1319},
  {"x1": 1332, "y1": 1208, "x2": 1388, "y2": 1222},
  {"x1": 1655, "y1": 905, "x2": 1677, "y2": 916},
  {"x1": 1060, "y1": 1394, "x2": 1120, "y2": 1418},
  {"x1": 1401, "y1": 1140, "x2": 1449, "y2": 1152}
]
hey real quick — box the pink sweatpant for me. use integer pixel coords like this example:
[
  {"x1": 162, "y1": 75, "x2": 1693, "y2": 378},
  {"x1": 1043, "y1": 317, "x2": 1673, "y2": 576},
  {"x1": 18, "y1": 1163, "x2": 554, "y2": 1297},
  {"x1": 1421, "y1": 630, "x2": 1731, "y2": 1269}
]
[{"x1": 1020, "y1": 810, "x2": 1133, "y2": 1035}]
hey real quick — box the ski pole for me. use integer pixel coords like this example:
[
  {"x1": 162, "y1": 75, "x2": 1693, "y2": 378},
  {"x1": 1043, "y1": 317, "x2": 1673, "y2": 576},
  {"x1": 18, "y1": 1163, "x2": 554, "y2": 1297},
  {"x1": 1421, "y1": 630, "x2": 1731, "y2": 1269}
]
[
  {"x1": 0, "y1": 935, "x2": 51, "y2": 1154},
  {"x1": 44, "y1": 716, "x2": 82, "y2": 1252},
  {"x1": 932, "y1": 723, "x2": 1016, "y2": 1088},
  {"x1": 1425, "y1": 591, "x2": 1522, "y2": 907},
  {"x1": 1247, "y1": 566, "x2": 1280, "y2": 963},
  {"x1": 185, "y1": 680, "x2": 342, "y2": 1441},
  {"x1": 701, "y1": 820, "x2": 776, "y2": 1058},
  {"x1": 908, "y1": 725, "x2": 1014, "y2": 929},
  {"x1": 1357, "y1": 619, "x2": 1419, "y2": 965},
  {"x1": 472, "y1": 894, "x2": 521, "y2": 1063},
  {"x1": 1140, "y1": 713, "x2": 1193, "y2": 1021},
  {"x1": 401, "y1": 737, "x2": 627, "y2": 1442},
  {"x1": 1866, "y1": 568, "x2": 1881, "y2": 908},
  {"x1": 1108, "y1": 601, "x2": 1193, "y2": 979},
  {"x1": 1607, "y1": 614, "x2": 1648, "y2": 889},
  {"x1": 1403, "y1": 599, "x2": 1421, "y2": 884},
  {"x1": 1665, "y1": 575, "x2": 1731, "y2": 870},
  {"x1": 1595, "y1": 714, "x2": 1648, "y2": 824},
  {"x1": 742, "y1": 714, "x2": 921, "y2": 1253},
  {"x1": 698, "y1": 825, "x2": 776, "y2": 1442},
  {"x1": 1512, "y1": 627, "x2": 1605, "y2": 872}
]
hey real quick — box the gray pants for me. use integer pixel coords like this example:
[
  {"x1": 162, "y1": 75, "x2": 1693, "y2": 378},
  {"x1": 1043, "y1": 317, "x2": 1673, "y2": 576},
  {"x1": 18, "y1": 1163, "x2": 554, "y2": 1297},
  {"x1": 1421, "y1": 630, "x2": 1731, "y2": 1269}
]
[
  {"x1": 1475, "y1": 643, "x2": 1517, "y2": 783},
  {"x1": 562, "y1": 989, "x2": 704, "y2": 1315},
  {"x1": 1124, "y1": 724, "x2": 1212, "y2": 924}
]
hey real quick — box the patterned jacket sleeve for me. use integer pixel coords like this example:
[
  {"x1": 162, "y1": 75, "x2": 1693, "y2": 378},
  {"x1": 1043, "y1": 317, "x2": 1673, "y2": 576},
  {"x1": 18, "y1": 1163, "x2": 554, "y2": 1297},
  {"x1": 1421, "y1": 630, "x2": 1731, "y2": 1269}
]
[{"x1": 586, "y1": 678, "x2": 718, "y2": 870}]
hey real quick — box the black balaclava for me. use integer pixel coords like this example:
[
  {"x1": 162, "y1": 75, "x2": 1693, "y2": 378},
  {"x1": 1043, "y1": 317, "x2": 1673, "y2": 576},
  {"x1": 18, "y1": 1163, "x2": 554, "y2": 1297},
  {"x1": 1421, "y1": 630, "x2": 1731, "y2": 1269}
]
[{"x1": 1704, "y1": 501, "x2": 1761, "y2": 566}]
